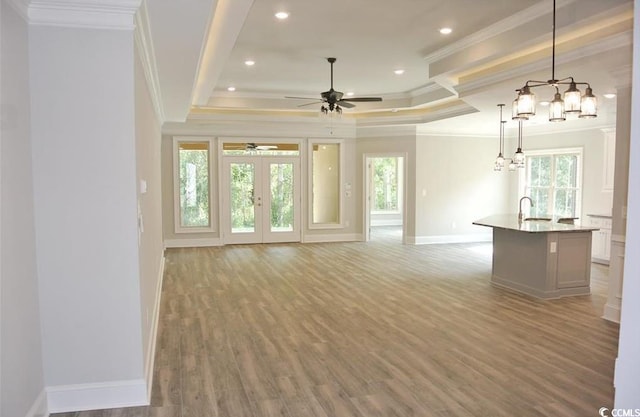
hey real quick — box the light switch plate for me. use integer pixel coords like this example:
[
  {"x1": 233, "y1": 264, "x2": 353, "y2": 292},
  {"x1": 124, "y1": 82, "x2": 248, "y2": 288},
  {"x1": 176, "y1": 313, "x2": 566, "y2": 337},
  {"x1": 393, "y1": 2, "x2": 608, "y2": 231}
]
[{"x1": 550, "y1": 242, "x2": 557, "y2": 253}]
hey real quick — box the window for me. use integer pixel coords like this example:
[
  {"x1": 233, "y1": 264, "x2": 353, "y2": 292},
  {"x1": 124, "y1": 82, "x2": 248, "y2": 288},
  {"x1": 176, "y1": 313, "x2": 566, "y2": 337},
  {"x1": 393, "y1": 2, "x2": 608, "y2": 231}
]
[
  {"x1": 309, "y1": 140, "x2": 342, "y2": 227},
  {"x1": 523, "y1": 148, "x2": 582, "y2": 218},
  {"x1": 173, "y1": 138, "x2": 214, "y2": 233}
]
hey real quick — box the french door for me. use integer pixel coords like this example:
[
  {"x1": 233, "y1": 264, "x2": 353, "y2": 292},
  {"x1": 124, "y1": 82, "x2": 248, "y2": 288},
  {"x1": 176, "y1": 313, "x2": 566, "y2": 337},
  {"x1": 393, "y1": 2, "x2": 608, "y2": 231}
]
[{"x1": 222, "y1": 156, "x2": 300, "y2": 244}]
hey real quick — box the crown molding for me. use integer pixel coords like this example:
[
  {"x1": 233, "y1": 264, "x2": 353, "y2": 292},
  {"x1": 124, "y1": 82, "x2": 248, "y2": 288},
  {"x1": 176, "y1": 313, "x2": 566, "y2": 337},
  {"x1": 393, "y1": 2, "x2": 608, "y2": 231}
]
[
  {"x1": 134, "y1": 0, "x2": 165, "y2": 122},
  {"x1": 455, "y1": 31, "x2": 632, "y2": 99},
  {"x1": 28, "y1": 0, "x2": 142, "y2": 30}
]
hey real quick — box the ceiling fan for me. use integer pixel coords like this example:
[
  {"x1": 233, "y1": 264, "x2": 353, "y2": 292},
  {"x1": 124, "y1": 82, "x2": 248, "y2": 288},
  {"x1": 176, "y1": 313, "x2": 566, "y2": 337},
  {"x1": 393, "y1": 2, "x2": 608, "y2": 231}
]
[
  {"x1": 224, "y1": 143, "x2": 278, "y2": 151},
  {"x1": 286, "y1": 57, "x2": 382, "y2": 112}
]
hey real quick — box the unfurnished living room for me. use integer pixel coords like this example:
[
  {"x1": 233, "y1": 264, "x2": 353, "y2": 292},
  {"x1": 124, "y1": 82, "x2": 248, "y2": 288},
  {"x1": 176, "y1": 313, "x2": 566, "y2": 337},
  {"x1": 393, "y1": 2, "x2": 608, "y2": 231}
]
[{"x1": 1, "y1": 0, "x2": 640, "y2": 417}]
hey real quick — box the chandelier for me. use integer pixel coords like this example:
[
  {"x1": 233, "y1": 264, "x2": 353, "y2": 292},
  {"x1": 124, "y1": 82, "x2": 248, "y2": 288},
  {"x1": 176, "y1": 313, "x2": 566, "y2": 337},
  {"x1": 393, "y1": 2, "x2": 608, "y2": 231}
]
[{"x1": 512, "y1": 0, "x2": 597, "y2": 122}]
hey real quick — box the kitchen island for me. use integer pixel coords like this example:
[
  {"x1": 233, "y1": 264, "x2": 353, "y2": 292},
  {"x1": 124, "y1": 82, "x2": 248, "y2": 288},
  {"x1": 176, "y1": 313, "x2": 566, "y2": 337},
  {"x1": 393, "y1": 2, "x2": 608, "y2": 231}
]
[{"x1": 473, "y1": 214, "x2": 599, "y2": 299}]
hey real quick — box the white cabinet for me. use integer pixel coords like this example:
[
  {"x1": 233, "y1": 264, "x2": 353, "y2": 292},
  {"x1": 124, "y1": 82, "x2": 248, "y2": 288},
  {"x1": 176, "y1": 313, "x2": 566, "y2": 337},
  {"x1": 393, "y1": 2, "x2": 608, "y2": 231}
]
[{"x1": 588, "y1": 215, "x2": 612, "y2": 264}]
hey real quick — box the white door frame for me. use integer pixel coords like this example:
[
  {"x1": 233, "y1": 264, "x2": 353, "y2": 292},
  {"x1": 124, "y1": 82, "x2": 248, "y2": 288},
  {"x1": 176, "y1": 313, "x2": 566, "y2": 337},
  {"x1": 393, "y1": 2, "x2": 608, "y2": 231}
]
[{"x1": 363, "y1": 153, "x2": 407, "y2": 243}]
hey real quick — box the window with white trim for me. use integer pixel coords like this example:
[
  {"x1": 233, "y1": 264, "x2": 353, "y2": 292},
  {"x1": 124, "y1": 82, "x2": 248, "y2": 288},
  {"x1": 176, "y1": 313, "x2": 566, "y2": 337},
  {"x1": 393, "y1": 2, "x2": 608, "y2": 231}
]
[
  {"x1": 522, "y1": 148, "x2": 583, "y2": 218},
  {"x1": 173, "y1": 137, "x2": 215, "y2": 233}
]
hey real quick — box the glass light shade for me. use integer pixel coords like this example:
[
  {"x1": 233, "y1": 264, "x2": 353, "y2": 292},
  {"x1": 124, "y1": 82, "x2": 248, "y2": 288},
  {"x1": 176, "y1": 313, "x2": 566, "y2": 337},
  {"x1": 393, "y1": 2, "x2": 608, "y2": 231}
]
[
  {"x1": 512, "y1": 98, "x2": 529, "y2": 120},
  {"x1": 514, "y1": 148, "x2": 525, "y2": 167},
  {"x1": 494, "y1": 161, "x2": 503, "y2": 171},
  {"x1": 579, "y1": 87, "x2": 597, "y2": 118},
  {"x1": 563, "y1": 82, "x2": 582, "y2": 113},
  {"x1": 549, "y1": 92, "x2": 566, "y2": 122},
  {"x1": 495, "y1": 153, "x2": 505, "y2": 167},
  {"x1": 516, "y1": 86, "x2": 536, "y2": 116},
  {"x1": 508, "y1": 160, "x2": 517, "y2": 171}
]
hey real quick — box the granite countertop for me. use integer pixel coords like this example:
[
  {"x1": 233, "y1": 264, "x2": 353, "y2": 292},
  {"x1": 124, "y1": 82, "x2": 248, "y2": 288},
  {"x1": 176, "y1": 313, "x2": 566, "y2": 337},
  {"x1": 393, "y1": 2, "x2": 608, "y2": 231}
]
[{"x1": 473, "y1": 214, "x2": 599, "y2": 233}]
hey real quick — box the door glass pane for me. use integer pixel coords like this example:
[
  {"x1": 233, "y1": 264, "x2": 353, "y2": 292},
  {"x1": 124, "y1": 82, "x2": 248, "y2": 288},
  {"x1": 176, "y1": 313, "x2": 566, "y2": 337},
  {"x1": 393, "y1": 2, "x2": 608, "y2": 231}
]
[
  {"x1": 178, "y1": 142, "x2": 210, "y2": 228},
  {"x1": 230, "y1": 163, "x2": 255, "y2": 233},
  {"x1": 270, "y1": 163, "x2": 294, "y2": 232}
]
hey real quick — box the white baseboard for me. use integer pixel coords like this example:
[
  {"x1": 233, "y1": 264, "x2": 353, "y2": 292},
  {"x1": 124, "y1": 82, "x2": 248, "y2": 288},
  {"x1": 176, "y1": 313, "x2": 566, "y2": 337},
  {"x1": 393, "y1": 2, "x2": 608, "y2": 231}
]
[
  {"x1": 25, "y1": 389, "x2": 48, "y2": 417},
  {"x1": 408, "y1": 233, "x2": 492, "y2": 245},
  {"x1": 145, "y1": 255, "x2": 165, "y2": 401},
  {"x1": 302, "y1": 233, "x2": 362, "y2": 243},
  {"x1": 603, "y1": 303, "x2": 621, "y2": 323},
  {"x1": 164, "y1": 237, "x2": 222, "y2": 248},
  {"x1": 46, "y1": 379, "x2": 148, "y2": 413}
]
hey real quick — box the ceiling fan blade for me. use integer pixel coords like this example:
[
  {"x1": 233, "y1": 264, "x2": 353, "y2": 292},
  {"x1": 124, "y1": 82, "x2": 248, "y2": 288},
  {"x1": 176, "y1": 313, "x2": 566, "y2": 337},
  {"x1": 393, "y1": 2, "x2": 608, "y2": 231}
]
[
  {"x1": 285, "y1": 96, "x2": 320, "y2": 100},
  {"x1": 341, "y1": 97, "x2": 383, "y2": 102},
  {"x1": 297, "y1": 101, "x2": 324, "y2": 107},
  {"x1": 336, "y1": 100, "x2": 355, "y2": 108}
]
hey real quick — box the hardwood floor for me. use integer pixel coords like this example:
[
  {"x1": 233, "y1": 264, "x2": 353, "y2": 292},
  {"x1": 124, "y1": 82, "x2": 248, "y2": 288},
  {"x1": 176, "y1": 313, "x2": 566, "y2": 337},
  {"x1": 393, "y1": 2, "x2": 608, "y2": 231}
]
[{"x1": 53, "y1": 240, "x2": 619, "y2": 417}]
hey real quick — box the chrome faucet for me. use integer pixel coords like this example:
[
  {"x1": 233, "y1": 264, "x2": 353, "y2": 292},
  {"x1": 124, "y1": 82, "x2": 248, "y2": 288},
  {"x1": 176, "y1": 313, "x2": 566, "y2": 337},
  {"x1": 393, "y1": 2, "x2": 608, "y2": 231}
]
[{"x1": 518, "y1": 196, "x2": 533, "y2": 222}]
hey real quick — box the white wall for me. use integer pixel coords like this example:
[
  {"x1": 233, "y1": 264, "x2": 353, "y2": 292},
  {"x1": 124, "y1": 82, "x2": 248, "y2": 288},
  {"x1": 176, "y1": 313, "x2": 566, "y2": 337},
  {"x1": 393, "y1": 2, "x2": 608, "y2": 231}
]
[
  {"x1": 134, "y1": 42, "x2": 165, "y2": 398},
  {"x1": 0, "y1": 2, "x2": 47, "y2": 416},
  {"x1": 414, "y1": 134, "x2": 510, "y2": 243},
  {"x1": 29, "y1": 23, "x2": 145, "y2": 410},
  {"x1": 614, "y1": 0, "x2": 640, "y2": 406}
]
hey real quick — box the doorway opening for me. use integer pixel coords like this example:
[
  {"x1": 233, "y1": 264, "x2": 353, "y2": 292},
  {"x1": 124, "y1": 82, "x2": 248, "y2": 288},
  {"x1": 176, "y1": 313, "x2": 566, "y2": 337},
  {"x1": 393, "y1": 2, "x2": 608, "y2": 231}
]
[{"x1": 364, "y1": 155, "x2": 405, "y2": 243}]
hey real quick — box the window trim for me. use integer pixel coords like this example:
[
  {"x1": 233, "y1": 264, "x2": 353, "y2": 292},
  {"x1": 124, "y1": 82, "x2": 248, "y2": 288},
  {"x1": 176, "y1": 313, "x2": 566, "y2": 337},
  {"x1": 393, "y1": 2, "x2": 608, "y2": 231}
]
[
  {"x1": 518, "y1": 147, "x2": 584, "y2": 218},
  {"x1": 173, "y1": 136, "x2": 216, "y2": 234}
]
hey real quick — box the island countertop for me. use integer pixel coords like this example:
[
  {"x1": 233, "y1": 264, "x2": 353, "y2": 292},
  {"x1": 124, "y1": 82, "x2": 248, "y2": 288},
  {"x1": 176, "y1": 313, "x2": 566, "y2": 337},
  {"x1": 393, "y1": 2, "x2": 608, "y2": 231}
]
[{"x1": 473, "y1": 214, "x2": 599, "y2": 233}]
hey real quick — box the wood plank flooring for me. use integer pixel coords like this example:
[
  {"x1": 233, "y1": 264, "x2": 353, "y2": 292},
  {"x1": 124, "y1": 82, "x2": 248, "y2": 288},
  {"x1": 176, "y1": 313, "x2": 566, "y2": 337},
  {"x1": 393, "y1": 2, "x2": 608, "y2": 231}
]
[{"x1": 53, "y1": 239, "x2": 619, "y2": 417}]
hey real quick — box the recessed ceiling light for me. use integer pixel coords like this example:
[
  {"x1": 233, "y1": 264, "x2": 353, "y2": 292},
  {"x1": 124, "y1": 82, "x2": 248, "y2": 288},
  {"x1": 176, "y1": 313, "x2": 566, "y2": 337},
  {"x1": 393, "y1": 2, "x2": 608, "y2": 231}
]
[
  {"x1": 603, "y1": 93, "x2": 616, "y2": 99},
  {"x1": 394, "y1": 69, "x2": 405, "y2": 75},
  {"x1": 439, "y1": 27, "x2": 452, "y2": 35},
  {"x1": 539, "y1": 101, "x2": 550, "y2": 106},
  {"x1": 244, "y1": 60, "x2": 255, "y2": 66},
  {"x1": 275, "y1": 11, "x2": 289, "y2": 20},
  {"x1": 346, "y1": 92, "x2": 354, "y2": 97},
  {"x1": 227, "y1": 86, "x2": 236, "y2": 92}
]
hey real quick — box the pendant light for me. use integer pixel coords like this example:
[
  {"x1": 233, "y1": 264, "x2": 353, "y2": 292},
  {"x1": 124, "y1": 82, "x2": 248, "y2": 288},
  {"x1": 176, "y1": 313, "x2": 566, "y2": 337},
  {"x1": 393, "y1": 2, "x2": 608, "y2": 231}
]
[
  {"x1": 512, "y1": 0, "x2": 597, "y2": 121},
  {"x1": 494, "y1": 104, "x2": 506, "y2": 171},
  {"x1": 513, "y1": 120, "x2": 525, "y2": 168}
]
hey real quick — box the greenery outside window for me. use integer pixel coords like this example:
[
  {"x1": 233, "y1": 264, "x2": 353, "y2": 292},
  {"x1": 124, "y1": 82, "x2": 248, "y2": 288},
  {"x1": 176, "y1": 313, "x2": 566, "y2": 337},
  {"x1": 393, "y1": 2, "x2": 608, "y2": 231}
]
[
  {"x1": 173, "y1": 137, "x2": 215, "y2": 233},
  {"x1": 372, "y1": 157, "x2": 400, "y2": 212},
  {"x1": 522, "y1": 148, "x2": 583, "y2": 218}
]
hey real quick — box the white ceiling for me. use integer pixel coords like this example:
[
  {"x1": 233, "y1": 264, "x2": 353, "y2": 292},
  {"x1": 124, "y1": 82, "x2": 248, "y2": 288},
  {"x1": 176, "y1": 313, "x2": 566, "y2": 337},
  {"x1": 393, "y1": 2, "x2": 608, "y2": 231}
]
[{"x1": 146, "y1": 0, "x2": 633, "y2": 134}]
